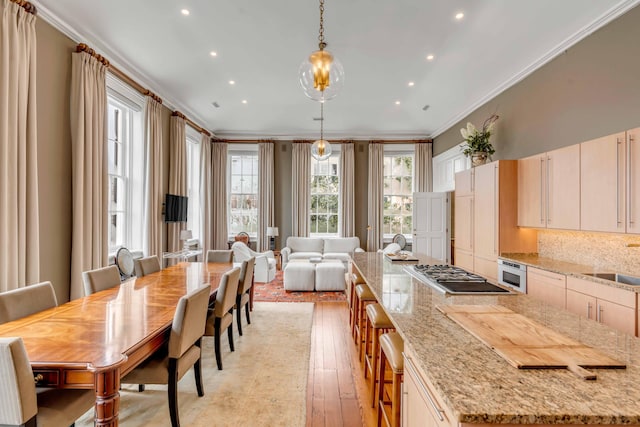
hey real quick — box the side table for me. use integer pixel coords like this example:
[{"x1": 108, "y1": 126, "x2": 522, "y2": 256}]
[{"x1": 273, "y1": 250, "x2": 282, "y2": 270}]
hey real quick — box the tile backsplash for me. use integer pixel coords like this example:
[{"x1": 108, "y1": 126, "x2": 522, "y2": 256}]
[{"x1": 538, "y1": 230, "x2": 640, "y2": 276}]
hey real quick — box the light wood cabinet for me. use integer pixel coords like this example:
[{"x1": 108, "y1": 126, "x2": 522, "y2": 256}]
[
  {"x1": 454, "y1": 168, "x2": 474, "y2": 272},
  {"x1": 453, "y1": 249, "x2": 473, "y2": 272},
  {"x1": 566, "y1": 276, "x2": 636, "y2": 336},
  {"x1": 473, "y1": 162, "x2": 498, "y2": 261},
  {"x1": 454, "y1": 168, "x2": 474, "y2": 197},
  {"x1": 626, "y1": 128, "x2": 640, "y2": 234},
  {"x1": 527, "y1": 267, "x2": 566, "y2": 310},
  {"x1": 518, "y1": 153, "x2": 545, "y2": 228}
]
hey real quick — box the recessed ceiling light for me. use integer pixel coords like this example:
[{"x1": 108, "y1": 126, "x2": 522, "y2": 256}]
[
  {"x1": 210, "y1": 51, "x2": 217, "y2": 57},
  {"x1": 181, "y1": 9, "x2": 190, "y2": 16},
  {"x1": 395, "y1": 101, "x2": 401, "y2": 105},
  {"x1": 408, "y1": 82, "x2": 415, "y2": 87},
  {"x1": 242, "y1": 100, "x2": 247, "y2": 104},
  {"x1": 427, "y1": 54, "x2": 435, "y2": 61},
  {"x1": 229, "y1": 80, "x2": 235, "y2": 85},
  {"x1": 455, "y1": 12, "x2": 464, "y2": 20}
]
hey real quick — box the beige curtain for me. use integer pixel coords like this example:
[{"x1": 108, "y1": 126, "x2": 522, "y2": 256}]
[
  {"x1": 69, "y1": 51, "x2": 108, "y2": 299},
  {"x1": 339, "y1": 142, "x2": 355, "y2": 237},
  {"x1": 0, "y1": 1, "x2": 39, "y2": 292},
  {"x1": 212, "y1": 142, "x2": 228, "y2": 250},
  {"x1": 144, "y1": 97, "x2": 164, "y2": 258},
  {"x1": 199, "y1": 134, "x2": 213, "y2": 254},
  {"x1": 292, "y1": 142, "x2": 310, "y2": 237},
  {"x1": 415, "y1": 142, "x2": 433, "y2": 192},
  {"x1": 258, "y1": 142, "x2": 274, "y2": 251},
  {"x1": 167, "y1": 115, "x2": 187, "y2": 256},
  {"x1": 367, "y1": 143, "x2": 384, "y2": 251}
]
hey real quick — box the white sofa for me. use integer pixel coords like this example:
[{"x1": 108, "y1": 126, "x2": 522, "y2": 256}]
[
  {"x1": 281, "y1": 237, "x2": 364, "y2": 267},
  {"x1": 231, "y1": 242, "x2": 276, "y2": 283}
]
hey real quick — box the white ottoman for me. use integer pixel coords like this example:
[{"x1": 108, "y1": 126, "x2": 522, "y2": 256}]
[
  {"x1": 283, "y1": 260, "x2": 316, "y2": 291},
  {"x1": 315, "y1": 260, "x2": 347, "y2": 291}
]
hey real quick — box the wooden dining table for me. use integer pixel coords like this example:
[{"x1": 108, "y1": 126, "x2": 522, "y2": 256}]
[{"x1": 0, "y1": 261, "x2": 237, "y2": 427}]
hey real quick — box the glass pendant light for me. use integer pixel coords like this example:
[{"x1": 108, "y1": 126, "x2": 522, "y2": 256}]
[
  {"x1": 311, "y1": 101, "x2": 332, "y2": 160},
  {"x1": 299, "y1": 0, "x2": 344, "y2": 102}
]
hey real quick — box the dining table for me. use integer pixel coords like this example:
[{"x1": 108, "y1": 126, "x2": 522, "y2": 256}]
[{"x1": 0, "y1": 261, "x2": 237, "y2": 427}]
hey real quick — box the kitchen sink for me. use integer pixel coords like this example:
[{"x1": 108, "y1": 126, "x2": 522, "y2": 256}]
[{"x1": 582, "y1": 272, "x2": 640, "y2": 286}]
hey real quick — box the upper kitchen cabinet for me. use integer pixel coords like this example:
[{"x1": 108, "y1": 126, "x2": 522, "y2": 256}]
[
  {"x1": 518, "y1": 145, "x2": 580, "y2": 230},
  {"x1": 455, "y1": 168, "x2": 474, "y2": 197},
  {"x1": 626, "y1": 128, "x2": 640, "y2": 234},
  {"x1": 580, "y1": 132, "x2": 626, "y2": 233}
]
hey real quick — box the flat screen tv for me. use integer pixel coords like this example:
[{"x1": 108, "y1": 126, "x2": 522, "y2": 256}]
[{"x1": 165, "y1": 194, "x2": 188, "y2": 222}]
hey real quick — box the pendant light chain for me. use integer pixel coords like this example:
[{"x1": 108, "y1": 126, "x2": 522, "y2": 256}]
[
  {"x1": 318, "y1": 0, "x2": 326, "y2": 49},
  {"x1": 320, "y1": 101, "x2": 324, "y2": 140}
]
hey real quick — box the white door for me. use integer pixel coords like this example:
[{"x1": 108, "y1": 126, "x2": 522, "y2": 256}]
[{"x1": 413, "y1": 192, "x2": 451, "y2": 263}]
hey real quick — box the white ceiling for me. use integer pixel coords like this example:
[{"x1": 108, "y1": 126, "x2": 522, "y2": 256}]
[{"x1": 39, "y1": 0, "x2": 638, "y2": 139}]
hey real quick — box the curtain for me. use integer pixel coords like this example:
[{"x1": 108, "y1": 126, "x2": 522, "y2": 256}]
[
  {"x1": 339, "y1": 142, "x2": 355, "y2": 237},
  {"x1": 291, "y1": 142, "x2": 310, "y2": 237},
  {"x1": 258, "y1": 142, "x2": 274, "y2": 251},
  {"x1": 69, "y1": 51, "x2": 108, "y2": 299},
  {"x1": 367, "y1": 143, "x2": 384, "y2": 251},
  {"x1": 199, "y1": 134, "x2": 213, "y2": 255},
  {"x1": 211, "y1": 142, "x2": 228, "y2": 250},
  {"x1": 0, "y1": 0, "x2": 39, "y2": 292},
  {"x1": 415, "y1": 142, "x2": 433, "y2": 192},
  {"x1": 167, "y1": 115, "x2": 187, "y2": 256},
  {"x1": 144, "y1": 97, "x2": 163, "y2": 258}
]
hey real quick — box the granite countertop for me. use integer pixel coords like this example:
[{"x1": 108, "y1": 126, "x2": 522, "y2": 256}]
[
  {"x1": 352, "y1": 252, "x2": 640, "y2": 425},
  {"x1": 500, "y1": 253, "x2": 640, "y2": 292}
]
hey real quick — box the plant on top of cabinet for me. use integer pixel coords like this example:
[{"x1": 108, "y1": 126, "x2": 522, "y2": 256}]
[{"x1": 460, "y1": 114, "x2": 498, "y2": 167}]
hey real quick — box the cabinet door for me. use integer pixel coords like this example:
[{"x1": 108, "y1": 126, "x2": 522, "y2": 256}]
[
  {"x1": 454, "y1": 168, "x2": 474, "y2": 197},
  {"x1": 597, "y1": 299, "x2": 636, "y2": 336},
  {"x1": 403, "y1": 353, "x2": 451, "y2": 427},
  {"x1": 566, "y1": 289, "x2": 597, "y2": 320},
  {"x1": 581, "y1": 132, "x2": 626, "y2": 233},
  {"x1": 473, "y1": 162, "x2": 497, "y2": 260},
  {"x1": 454, "y1": 249, "x2": 473, "y2": 272},
  {"x1": 454, "y1": 196, "x2": 473, "y2": 252},
  {"x1": 527, "y1": 267, "x2": 566, "y2": 310},
  {"x1": 547, "y1": 144, "x2": 580, "y2": 230},
  {"x1": 627, "y1": 128, "x2": 640, "y2": 234},
  {"x1": 518, "y1": 154, "x2": 545, "y2": 228}
]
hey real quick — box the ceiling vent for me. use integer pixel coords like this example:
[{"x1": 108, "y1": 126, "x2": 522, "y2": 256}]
[
  {"x1": 211, "y1": 101, "x2": 220, "y2": 108},
  {"x1": 313, "y1": 117, "x2": 324, "y2": 121},
  {"x1": 422, "y1": 104, "x2": 430, "y2": 111}
]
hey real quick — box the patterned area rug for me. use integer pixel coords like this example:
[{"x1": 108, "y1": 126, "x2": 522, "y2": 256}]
[{"x1": 253, "y1": 271, "x2": 347, "y2": 303}]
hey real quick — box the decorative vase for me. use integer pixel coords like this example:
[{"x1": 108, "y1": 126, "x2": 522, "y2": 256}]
[{"x1": 471, "y1": 152, "x2": 489, "y2": 167}]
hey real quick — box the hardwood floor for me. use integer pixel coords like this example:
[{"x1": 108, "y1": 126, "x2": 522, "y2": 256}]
[{"x1": 307, "y1": 301, "x2": 377, "y2": 427}]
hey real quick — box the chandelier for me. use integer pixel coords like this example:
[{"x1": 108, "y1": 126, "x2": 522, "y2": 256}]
[
  {"x1": 311, "y1": 101, "x2": 332, "y2": 160},
  {"x1": 299, "y1": 0, "x2": 344, "y2": 102}
]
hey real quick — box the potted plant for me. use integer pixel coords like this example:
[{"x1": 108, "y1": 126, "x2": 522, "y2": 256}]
[{"x1": 460, "y1": 114, "x2": 499, "y2": 166}]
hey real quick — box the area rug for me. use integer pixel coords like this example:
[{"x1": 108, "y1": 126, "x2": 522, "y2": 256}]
[
  {"x1": 76, "y1": 302, "x2": 314, "y2": 427},
  {"x1": 253, "y1": 271, "x2": 346, "y2": 303}
]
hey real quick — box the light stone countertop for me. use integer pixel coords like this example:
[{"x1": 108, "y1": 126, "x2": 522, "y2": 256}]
[{"x1": 352, "y1": 252, "x2": 640, "y2": 425}]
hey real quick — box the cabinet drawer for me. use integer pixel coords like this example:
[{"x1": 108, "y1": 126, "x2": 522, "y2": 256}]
[
  {"x1": 528, "y1": 267, "x2": 566, "y2": 288},
  {"x1": 473, "y1": 256, "x2": 497, "y2": 281},
  {"x1": 34, "y1": 369, "x2": 59, "y2": 387},
  {"x1": 567, "y1": 276, "x2": 636, "y2": 309},
  {"x1": 527, "y1": 267, "x2": 566, "y2": 309}
]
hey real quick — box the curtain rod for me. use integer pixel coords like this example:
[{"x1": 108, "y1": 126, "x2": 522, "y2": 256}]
[
  {"x1": 217, "y1": 138, "x2": 432, "y2": 144},
  {"x1": 11, "y1": 0, "x2": 36, "y2": 14},
  {"x1": 172, "y1": 111, "x2": 211, "y2": 137}
]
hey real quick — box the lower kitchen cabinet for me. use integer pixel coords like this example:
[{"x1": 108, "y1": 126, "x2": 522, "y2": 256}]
[
  {"x1": 566, "y1": 276, "x2": 636, "y2": 336},
  {"x1": 403, "y1": 350, "x2": 453, "y2": 427},
  {"x1": 526, "y1": 267, "x2": 566, "y2": 310},
  {"x1": 454, "y1": 249, "x2": 473, "y2": 272}
]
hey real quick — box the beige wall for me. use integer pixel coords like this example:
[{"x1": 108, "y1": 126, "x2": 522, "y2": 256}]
[{"x1": 434, "y1": 5, "x2": 640, "y2": 158}]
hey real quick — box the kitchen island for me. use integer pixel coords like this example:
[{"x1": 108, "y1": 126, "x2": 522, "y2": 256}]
[{"x1": 352, "y1": 252, "x2": 640, "y2": 425}]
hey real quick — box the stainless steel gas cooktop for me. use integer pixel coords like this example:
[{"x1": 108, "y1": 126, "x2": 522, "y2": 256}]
[{"x1": 404, "y1": 265, "x2": 513, "y2": 295}]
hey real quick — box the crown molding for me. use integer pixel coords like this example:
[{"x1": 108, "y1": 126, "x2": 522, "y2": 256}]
[
  {"x1": 212, "y1": 130, "x2": 430, "y2": 141},
  {"x1": 431, "y1": 0, "x2": 640, "y2": 138}
]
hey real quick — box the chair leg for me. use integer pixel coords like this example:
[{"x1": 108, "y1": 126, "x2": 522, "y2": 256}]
[
  {"x1": 168, "y1": 359, "x2": 180, "y2": 427},
  {"x1": 215, "y1": 318, "x2": 223, "y2": 370},
  {"x1": 245, "y1": 302, "x2": 251, "y2": 325},
  {"x1": 194, "y1": 358, "x2": 204, "y2": 397},
  {"x1": 228, "y1": 323, "x2": 235, "y2": 352},
  {"x1": 138, "y1": 384, "x2": 145, "y2": 392},
  {"x1": 236, "y1": 296, "x2": 244, "y2": 337}
]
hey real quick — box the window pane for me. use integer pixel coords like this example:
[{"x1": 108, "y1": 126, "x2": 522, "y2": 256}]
[
  {"x1": 310, "y1": 214, "x2": 318, "y2": 234},
  {"x1": 328, "y1": 215, "x2": 338, "y2": 233},
  {"x1": 231, "y1": 175, "x2": 243, "y2": 193},
  {"x1": 383, "y1": 152, "x2": 414, "y2": 239},
  {"x1": 228, "y1": 153, "x2": 259, "y2": 237},
  {"x1": 317, "y1": 215, "x2": 328, "y2": 234}
]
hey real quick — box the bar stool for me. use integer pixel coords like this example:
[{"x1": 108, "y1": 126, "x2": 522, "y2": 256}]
[
  {"x1": 377, "y1": 332, "x2": 404, "y2": 427},
  {"x1": 353, "y1": 284, "x2": 376, "y2": 348},
  {"x1": 363, "y1": 303, "x2": 395, "y2": 407},
  {"x1": 349, "y1": 271, "x2": 366, "y2": 338}
]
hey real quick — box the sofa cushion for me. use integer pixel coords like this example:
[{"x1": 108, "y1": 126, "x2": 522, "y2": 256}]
[
  {"x1": 322, "y1": 253, "x2": 351, "y2": 262},
  {"x1": 323, "y1": 237, "x2": 360, "y2": 254},
  {"x1": 289, "y1": 252, "x2": 323, "y2": 260},
  {"x1": 286, "y1": 237, "x2": 324, "y2": 253}
]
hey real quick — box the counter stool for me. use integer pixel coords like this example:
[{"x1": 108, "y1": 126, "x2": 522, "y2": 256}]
[
  {"x1": 349, "y1": 272, "x2": 367, "y2": 338},
  {"x1": 363, "y1": 303, "x2": 395, "y2": 407},
  {"x1": 377, "y1": 332, "x2": 404, "y2": 427},
  {"x1": 353, "y1": 284, "x2": 376, "y2": 348}
]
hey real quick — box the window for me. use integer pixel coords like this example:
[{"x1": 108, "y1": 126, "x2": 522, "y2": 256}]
[
  {"x1": 228, "y1": 148, "x2": 259, "y2": 237},
  {"x1": 310, "y1": 152, "x2": 340, "y2": 236},
  {"x1": 186, "y1": 127, "x2": 201, "y2": 240},
  {"x1": 107, "y1": 75, "x2": 144, "y2": 253},
  {"x1": 383, "y1": 151, "x2": 414, "y2": 238}
]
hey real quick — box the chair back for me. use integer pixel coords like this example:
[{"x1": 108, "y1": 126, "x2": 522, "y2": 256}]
[
  {"x1": 115, "y1": 247, "x2": 135, "y2": 279},
  {"x1": 134, "y1": 256, "x2": 161, "y2": 277},
  {"x1": 237, "y1": 257, "x2": 255, "y2": 295},
  {"x1": 82, "y1": 265, "x2": 121, "y2": 296},
  {"x1": 207, "y1": 250, "x2": 233, "y2": 263},
  {"x1": 0, "y1": 337, "x2": 37, "y2": 425},
  {"x1": 168, "y1": 284, "x2": 211, "y2": 359},
  {"x1": 0, "y1": 282, "x2": 58, "y2": 324},
  {"x1": 214, "y1": 268, "x2": 241, "y2": 317}
]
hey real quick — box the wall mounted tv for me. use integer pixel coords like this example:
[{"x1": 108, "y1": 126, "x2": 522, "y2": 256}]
[{"x1": 165, "y1": 194, "x2": 188, "y2": 222}]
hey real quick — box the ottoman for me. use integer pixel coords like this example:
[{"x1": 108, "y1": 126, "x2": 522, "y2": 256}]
[
  {"x1": 283, "y1": 260, "x2": 316, "y2": 291},
  {"x1": 315, "y1": 260, "x2": 347, "y2": 291}
]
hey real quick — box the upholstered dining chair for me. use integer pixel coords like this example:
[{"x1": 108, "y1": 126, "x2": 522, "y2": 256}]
[
  {"x1": 206, "y1": 249, "x2": 233, "y2": 263},
  {"x1": 82, "y1": 265, "x2": 121, "y2": 296},
  {"x1": 122, "y1": 284, "x2": 211, "y2": 427},
  {"x1": 134, "y1": 255, "x2": 162, "y2": 277},
  {"x1": 204, "y1": 267, "x2": 241, "y2": 370},
  {"x1": 0, "y1": 281, "x2": 58, "y2": 324},
  {"x1": 0, "y1": 337, "x2": 95, "y2": 427},
  {"x1": 235, "y1": 257, "x2": 255, "y2": 336}
]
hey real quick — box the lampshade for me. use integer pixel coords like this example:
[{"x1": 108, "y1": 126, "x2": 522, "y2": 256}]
[
  {"x1": 266, "y1": 227, "x2": 279, "y2": 237},
  {"x1": 180, "y1": 229, "x2": 193, "y2": 240}
]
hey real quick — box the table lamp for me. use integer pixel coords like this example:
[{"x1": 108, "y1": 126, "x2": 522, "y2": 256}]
[
  {"x1": 266, "y1": 226, "x2": 279, "y2": 251},
  {"x1": 180, "y1": 229, "x2": 193, "y2": 250}
]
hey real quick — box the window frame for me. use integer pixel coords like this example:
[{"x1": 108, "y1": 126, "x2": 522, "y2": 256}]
[
  {"x1": 383, "y1": 145, "x2": 415, "y2": 242},
  {"x1": 227, "y1": 144, "x2": 259, "y2": 239},
  {"x1": 309, "y1": 146, "x2": 341, "y2": 237},
  {"x1": 185, "y1": 125, "x2": 202, "y2": 241}
]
